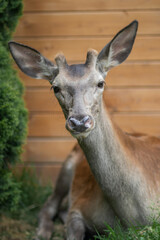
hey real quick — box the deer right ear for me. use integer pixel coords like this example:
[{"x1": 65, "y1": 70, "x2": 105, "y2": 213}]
[
  {"x1": 8, "y1": 41, "x2": 58, "y2": 81},
  {"x1": 97, "y1": 20, "x2": 138, "y2": 77}
]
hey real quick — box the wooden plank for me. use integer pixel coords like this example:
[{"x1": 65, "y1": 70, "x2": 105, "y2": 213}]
[
  {"x1": 28, "y1": 113, "x2": 69, "y2": 137},
  {"x1": 23, "y1": 139, "x2": 76, "y2": 162},
  {"x1": 107, "y1": 63, "x2": 160, "y2": 87},
  {"x1": 19, "y1": 63, "x2": 160, "y2": 87},
  {"x1": 14, "y1": 12, "x2": 160, "y2": 37},
  {"x1": 25, "y1": 88, "x2": 60, "y2": 112},
  {"x1": 112, "y1": 114, "x2": 160, "y2": 136},
  {"x1": 15, "y1": 163, "x2": 62, "y2": 185},
  {"x1": 25, "y1": 88, "x2": 160, "y2": 112},
  {"x1": 13, "y1": 37, "x2": 160, "y2": 62},
  {"x1": 24, "y1": 0, "x2": 160, "y2": 12},
  {"x1": 28, "y1": 112, "x2": 160, "y2": 137},
  {"x1": 105, "y1": 88, "x2": 160, "y2": 112}
]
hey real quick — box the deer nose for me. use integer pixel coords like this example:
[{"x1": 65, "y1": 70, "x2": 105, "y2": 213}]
[{"x1": 68, "y1": 115, "x2": 93, "y2": 133}]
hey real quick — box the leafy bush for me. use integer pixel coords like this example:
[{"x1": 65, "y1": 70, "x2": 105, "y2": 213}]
[
  {"x1": 0, "y1": 168, "x2": 53, "y2": 240},
  {"x1": 14, "y1": 168, "x2": 52, "y2": 219},
  {"x1": 0, "y1": 43, "x2": 27, "y2": 166},
  {"x1": 0, "y1": 167, "x2": 52, "y2": 218},
  {"x1": 0, "y1": 0, "x2": 23, "y2": 45},
  {"x1": 0, "y1": 0, "x2": 28, "y2": 213},
  {"x1": 0, "y1": 170, "x2": 21, "y2": 213}
]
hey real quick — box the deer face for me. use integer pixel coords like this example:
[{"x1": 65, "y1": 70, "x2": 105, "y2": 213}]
[
  {"x1": 9, "y1": 21, "x2": 138, "y2": 138},
  {"x1": 51, "y1": 50, "x2": 106, "y2": 138}
]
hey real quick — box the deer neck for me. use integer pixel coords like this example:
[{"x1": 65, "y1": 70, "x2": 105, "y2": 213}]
[
  {"x1": 78, "y1": 101, "x2": 143, "y2": 202},
  {"x1": 77, "y1": 101, "x2": 149, "y2": 223}
]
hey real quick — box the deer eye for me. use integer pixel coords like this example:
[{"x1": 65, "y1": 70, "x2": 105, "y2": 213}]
[
  {"x1": 51, "y1": 86, "x2": 60, "y2": 94},
  {"x1": 97, "y1": 81, "x2": 105, "y2": 89},
  {"x1": 54, "y1": 86, "x2": 60, "y2": 94}
]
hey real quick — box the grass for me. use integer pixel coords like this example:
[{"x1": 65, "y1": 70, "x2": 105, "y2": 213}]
[
  {"x1": 0, "y1": 215, "x2": 35, "y2": 240},
  {"x1": 0, "y1": 214, "x2": 64, "y2": 240},
  {"x1": 0, "y1": 167, "x2": 53, "y2": 240},
  {"x1": 1, "y1": 168, "x2": 160, "y2": 240},
  {"x1": 94, "y1": 220, "x2": 160, "y2": 240}
]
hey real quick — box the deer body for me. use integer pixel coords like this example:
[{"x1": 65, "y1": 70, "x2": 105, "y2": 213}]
[{"x1": 9, "y1": 20, "x2": 160, "y2": 239}]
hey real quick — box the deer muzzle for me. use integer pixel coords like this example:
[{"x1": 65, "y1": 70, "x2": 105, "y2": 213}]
[{"x1": 67, "y1": 115, "x2": 93, "y2": 134}]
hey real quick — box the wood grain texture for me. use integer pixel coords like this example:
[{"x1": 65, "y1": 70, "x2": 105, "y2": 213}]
[
  {"x1": 28, "y1": 113, "x2": 68, "y2": 137},
  {"x1": 19, "y1": 63, "x2": 160, "y2": 87},
  {"x1": 13, "y1": 37, "x2": 160, "y2": 62},
  {"x1": 25, "y1": 88, "x2": 160, "y2": 112},
  {"x1": 24, "y1": 0, "x2": 160, "y2": 11},
  {"x1": 28, "y1": 112, "x2": 160, "y2": 137},
  {"x1": 14, "y1": 12, "x2": 160, "y2": 37},
  {"x1": 105, "y1": 88, "x2": 160, "y2": 112},
  {"x1": 23, "y1": 139, "x2": 76, "y2": 162},
  {"x1": 112, "y1": 114, "x2": 160, "y2": 137}
]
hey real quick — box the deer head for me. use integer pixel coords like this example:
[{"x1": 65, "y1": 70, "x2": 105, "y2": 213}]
[{"x1": 9, "y1": 20, "x2": 138, "y2": 138}]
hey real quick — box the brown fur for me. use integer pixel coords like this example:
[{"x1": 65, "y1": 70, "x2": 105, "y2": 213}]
[{"x1": 115, "y1": 125, "x2": 160, "y2": 191}]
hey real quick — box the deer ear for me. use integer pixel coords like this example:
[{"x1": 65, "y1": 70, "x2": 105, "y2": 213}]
[
  {"x1": 97, "y1": 20, "x2": 138, "y2": 76},
  {"x1": 8, "y1": 41, "x2": 58, "y2": 81}
]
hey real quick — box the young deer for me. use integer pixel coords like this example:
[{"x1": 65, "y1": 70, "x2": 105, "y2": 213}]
[{"x1": 9, "y1": 20, "x2": 160, "y2": 240}]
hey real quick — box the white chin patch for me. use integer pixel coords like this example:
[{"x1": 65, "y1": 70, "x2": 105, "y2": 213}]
[{"x1": 71, "y1": 131, "x2": 91, "y2": 139}]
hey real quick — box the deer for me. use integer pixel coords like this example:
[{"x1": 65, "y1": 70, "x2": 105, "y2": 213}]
[{"x1": 9, "y1": 20, "x2": 160, "y2": 240}]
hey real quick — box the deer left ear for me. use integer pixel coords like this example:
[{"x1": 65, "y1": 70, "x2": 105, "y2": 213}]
[
  {"x1": 97, "y1": 20, "x2": 138, "y2": 76},
  {"x1": 8, "y1": 41, "x2": 58, "y2": 81}
]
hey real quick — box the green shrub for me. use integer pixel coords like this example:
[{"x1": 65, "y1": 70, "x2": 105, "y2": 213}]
[
  {"x1": 0, "y1": 170, "x2": 21, "y2": 214},
  {"x1": 14, "y1": 168, "x2": 52, "y2": 220},
  {"x1": 0, "y1": 0, "x2": 23, "y2": 46},
  {"x1": 0, "y1": 168, "x2": 52, "y2": 218},
  {"x1": 0, "y1": 43, "x2": 27, "y2": 166},
  {"x1": 0, "y1": 0, "x2": 28, "y2": 213}
]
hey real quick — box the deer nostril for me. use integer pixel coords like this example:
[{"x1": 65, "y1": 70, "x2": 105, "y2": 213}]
[
  {"x1": 82, "y1": 116, "x2": 90, "y2": 124},
  {"x1": 69, "y1": 117, "x2": 81, "y2": 127},
  {"x1": 82, "y1": 115, "x2": 92, "y2": 127}
]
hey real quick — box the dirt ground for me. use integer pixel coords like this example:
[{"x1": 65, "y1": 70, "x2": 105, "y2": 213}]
[{"x1": 0, "y1": 215, "x2": 64, "y2": 240}]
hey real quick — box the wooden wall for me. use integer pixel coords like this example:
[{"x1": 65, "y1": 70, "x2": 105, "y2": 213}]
[{"x1": 13, "y1": 0, "x2": 160, "y2": 184}]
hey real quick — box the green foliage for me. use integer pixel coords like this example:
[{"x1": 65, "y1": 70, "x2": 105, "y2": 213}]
[
  {"x1": 0, "y1": 170, "x2": 21, "y2": 214},
  {"x1": 0, "y1": 168, "x2": 52, "y2": 218},
  {"x1": 95, "y1": 220, "x2": 160, "y2": 240},
  {"x1": 0, "y1": 169, "x2": 53, "y2": 240},
  {"x1": 0, "y1": 0, "x2": 23, "y2": 46},
  {"x1": 0, "y1": 43, "x2": 27, "y2": 166},
  {"x1": 16, "y1": 168, "x2": 52, "y2": 213},
  {"x1": 0, "y1": 0, "x2": 28, "y2": 213},
  {"x1": 0, "y1": 168, "x2": 52, "y2": 220}
]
